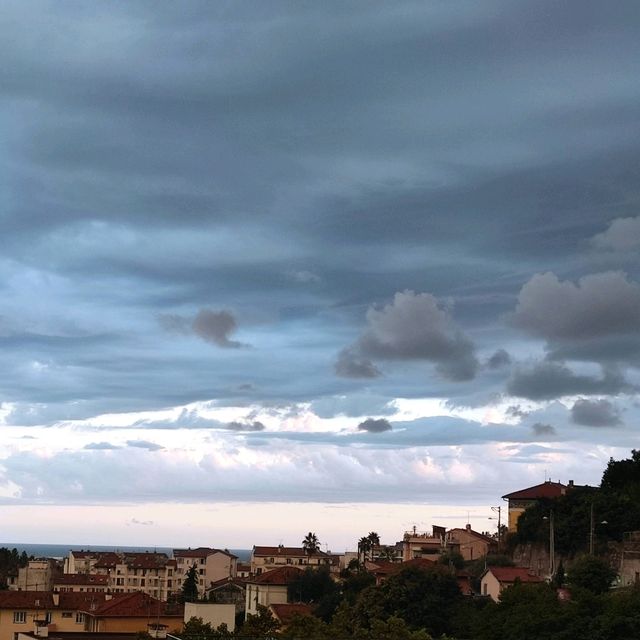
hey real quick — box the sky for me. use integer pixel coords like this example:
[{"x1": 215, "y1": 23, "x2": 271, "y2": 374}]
[{"x1": 1, "y1": 0, "x2": 640, "y2": 552}]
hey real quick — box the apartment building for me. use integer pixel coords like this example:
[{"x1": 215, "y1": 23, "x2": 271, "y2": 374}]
[
  {"x1": 250, "y1": 546, "x2": 333, "y2": 575},
  {"x1": 9, "y1": 559, "x2": 60, "y2": 592},
  {"x1": 53, "y1": 574, "x2": 109, "y2": 593},
  {"x1": 401, "y1": 526, "x2": 460, "y2": 561},
  {"x1": 63, "y1": 551, "x2": 177, "y2": 600},
  {"x1": 0, "y1": 591, "x2": 108, "y2": 640},
  {"x1": 173, "y1": 548, "x2": 237, "y2": 596}
]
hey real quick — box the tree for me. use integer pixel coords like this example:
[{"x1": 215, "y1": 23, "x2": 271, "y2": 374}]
[
  {"x1": 568, "y1": 555, "x2": 617, "y2": 595},
  {"x1": 241, "y1": 604, "x2": 281, "y2": 637},
  {"x1": 280, "y1": 613, "x2": 330, "y2": 640},
  {"x1": 181, "y1": 564, "x2": 200, "y2": 603},
  {"x1": 358, "y1": 536, "x2": 372, "y2": 563},
  {"x1": 302, "y1": 532, "x2": 320, "y2": 555},
  {"x1": 378, "y1": 545, "x2": 397, "y2": 562},
  {"x1": 438, "y1": 550, "x2": 465, "y2": 570}
]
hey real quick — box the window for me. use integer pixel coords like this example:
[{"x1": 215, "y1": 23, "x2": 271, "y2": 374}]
[
  {"x1": 200, "y1": 558, "x2": 205, "y2": 565},
  {"x1": 168, "y1": 569, "x2": 173, "y2": 577},
  {"x1": 286, "y1": 559, "x2": 292, "y2": 564},
  {"x1": 116, "y1": 578, "x2": 124, "y2": 586},
  {"x1": 13, "y1": 612, "x2": 26, "y2": 624},
  {"x1": 199, "y1": 569, "x2": 204, "y2": 575},
  {"x1": 76, "y1": 613, "x2": 85, "y2": 624},
  {"x1": 141, "y1": 579, "x2": 145, "y2": 586},
  {"x1": 483, "y1": 583, "x2": 488, "y2": 596},
  {"x1": 167, "y1": 580, "x2": 172, "y2": 588}
]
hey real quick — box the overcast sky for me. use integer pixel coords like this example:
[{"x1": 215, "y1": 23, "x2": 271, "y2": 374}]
[{"x1": 1, "y1": 0, "x2": 640, "y2": 550}]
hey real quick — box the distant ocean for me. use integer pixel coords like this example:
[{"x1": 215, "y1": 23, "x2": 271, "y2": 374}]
[{"x1": 0, "y1": 543, "x2": 251, "y2": 562}]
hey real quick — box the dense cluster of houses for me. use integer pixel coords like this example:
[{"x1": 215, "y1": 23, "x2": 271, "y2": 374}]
[{"x1": 2, "y1": 479, "x2": 617, "y2": 636}]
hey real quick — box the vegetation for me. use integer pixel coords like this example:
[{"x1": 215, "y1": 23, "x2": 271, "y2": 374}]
[
  {"x1": 0, "y1": 548, "x2": 31, "y2": 589},
  {"x1": 302, "y1": 532, "x2": 320, "y2": 555},
  {"x1": 180, "y1": 563, "x2": 200, "y2": 603}
]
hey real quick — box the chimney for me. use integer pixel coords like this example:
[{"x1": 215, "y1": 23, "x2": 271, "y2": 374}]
[
  {"x1": 52, "y1": 593, "x2": 59, "y2": 606},
  {"x1": 568, "y1": 480, "x2": 574, "y2": 487},
  {"x1": 466, "y1": 523, "x2": 472, "y2": 531}
]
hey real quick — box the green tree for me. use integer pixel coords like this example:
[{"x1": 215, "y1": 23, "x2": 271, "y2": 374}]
[
  {"x1": 280, "y1": 613, "x2": 330, "y2": 640},
  {"x1": 302, "y1": 531, "x2": 320, "y2": 555},
  {"x1": 181, "y1": 564, "x2": 200, "y2": 603},
  {"x1": 438, "y1": 550, "x2": 465, "y2": 570},
  {"x1": 568, "y1": 555, "x2": 617, "y2": 595},
  {"x1": 358, "y1": 536, "x2": 372, "y2": 563},
  {"x1": 241, "y1": 604, "x2": 281, "y2": 637}
]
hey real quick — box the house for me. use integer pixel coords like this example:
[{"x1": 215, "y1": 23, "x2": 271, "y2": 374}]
[
  {"x1": 250, "y1": 546, "x2": 332, "y2": 575},
  {"x1": 53, "y1": 574, "x2": 109, "y2": 593},
  {"x1": 10, "y1": 559, "x2": 61, "y2": 591},
  {"x1": 480, "y1": 566, "x2": 543, "y2": 602},
  {"x1": 446, "y1": 525, "x2": 498, "y2": 561},
  {"x1": 401, "y1": 526, "x2": 459, "y2": 561},
  {"x1": 0, "y1": 590, "x2": 108, "y2": 640},
  {"x1": 173, "y1": 548, "x2": 238, "y2": 596},
  {"x1": 206, "y1": 577, "x2": 247, "y2": 616},
  {"x1": 244, "y1": 566, "x2": 302, "y2": 619},
  {"x1": 364, "y1": 558, "x2": 435, "y2": 586},
  {"x1": 236, "y1": 563, "x2": 251, "y2": 579},
  {"x1": 268, "y1": 603, "x2": 312, "y2": 629},
  {"x1": 83, "y1": 592, "x2": 183, "y2": 633},
  {"x1": 502, "y1": 481, "x2": 570, "y2": 532}
]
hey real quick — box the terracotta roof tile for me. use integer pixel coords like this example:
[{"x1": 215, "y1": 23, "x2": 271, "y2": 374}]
[
  {"x1": 0, "y1": 592, "x2": 54, "y2": 609},
  {"x1": 88, "y1": 592, "x2": 181, "y2": 618},
  {"x1": 250, "y1": 566, "x2": 303, "y2": 585},
  {"x1": 269, "y1": 603, "x2": 312, "y2": 624},
  {"x1": 486, "y1": 566, "x2": 543, "y2": 584},
  {"x1": 253, "y1": 546, "x2": 329, "y2": 558},
  {"x1": 502, "y1": 481, "x2": 567, "y2": 500},
  {"x1": 173, "y1": 547, "x2": 237, "y2": 559}
]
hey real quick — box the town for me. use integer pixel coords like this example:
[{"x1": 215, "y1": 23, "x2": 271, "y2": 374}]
[{"x1": 1, "y1": 450, "x2": 639, "y2": 640}]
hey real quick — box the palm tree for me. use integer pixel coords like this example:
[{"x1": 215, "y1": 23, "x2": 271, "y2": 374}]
[
  {"x1": 358, "y1": 536, "x2": 371, "y2": 563},
  {"x1": 302, "y1": 532, "x2": 320, "y2": 555},
  {"x1": 378, "y1": 545, "x2": 396, "y2": 562}
]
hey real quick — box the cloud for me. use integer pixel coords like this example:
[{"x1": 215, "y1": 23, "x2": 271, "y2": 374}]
[
  {"x1": 357, "y1": 418, "x2": 392, "y2": 433},
  {"x1": 342, "y1": 291, "x2": 478, "y2": 382},
  {"x1": 507, "y1": 361, "x2": 635, "y2": 400},
  {"x1": 506, "y1": 405, "x2": 530, "y2": 420},
  {"x1": 571, "y1": 399, "x2": 622, "y2": 427},
  {"x1": 310, "y1": 394, "x2": 396, "y2": 419},
  {"x1": 512, "y1": 271, "x2": 640, "y2": 341},
  {"x1": 84, "y1": 442, "x2": 121, "y2": 450},
  {"x1": 592, "y1": 217, "x2": 640, "y2": 252},
  {"x1": 225, "y1": 420, "x2": 266, "y2": 432},
  {"x1": 334, "y1": 346, "x2": 381, "y2": 379},
  {"x1": 159, "y1": 308, "x2": 244, "y2": 348},
  {"x1": 126, "y1": 440, "x2": 164, "y2": 451},
  {"x1": 486, "y1": 349, "x2": 511, "y2": 369},
  {"x1": 531, "y1": 423, "x2": 556, "y2": 437},
  {"x1": 129, "y1": 518, "x2": 154, "y2": 526}
]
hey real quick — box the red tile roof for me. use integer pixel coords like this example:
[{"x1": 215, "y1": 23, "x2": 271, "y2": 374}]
[
  {"x1": 55, "y1": 574, "x2": 109, "y2": 586},
  {"x1": 269, "y1": 603, "x2": 312, "y2": 624},
  {"x1": 123, "y1": 552, "x2": 170, "y2": 569},
  {"x1": 447, "y1": 527, "x2": 496, "y2": 544},
  {"x1": 250, "y1": 566, "x2": 303, "y2": 585},
  {"x1": 502, "y1": 481, "x2": 567, "y2": 500},
  {"x1": 58, "y1": 593, "x2": 108, "y2": 610},
  {"x1": 0, "y1": 592, "x2": 107, "y2": 610},
  {"x1": 173, "y1": 547, "x2": 237, "y2": 559},
  {"x1": 0, "y1": 592, "x2": 54, "y2": 609},
  {"x1": 253, "y1": 546, "x2": 329, "y2": 558},
  {"x1": 93, "y1": 552, "x2": 121, "y2": 569},
  {"x1": 486, "y1": 566, "x2": 543, "y2": 584},
  {"x1": 87, "y1": 592, "x2": 182, "y2": 618}
]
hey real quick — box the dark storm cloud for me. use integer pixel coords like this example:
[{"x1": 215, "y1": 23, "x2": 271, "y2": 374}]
[
  {"x1": 532, "y1": 423, "x2": 556, "y2": 437},
  {"x1": 571, "y1": 399, "x2": 622, "y2": 427},
  {"x1": 507, "y1": 361, "x2": 635, "y2": 400},
  {"x1": 334, "y1": 347, "x2": 381, "y2": 379},
  {"x1": 357, "y1": 418, "x2": 392, "y2": 433},
  {"x1": 160, "y1": 309, "x2": 244, "y2": 348},
  {"x1": 486, "y1": 349, "x2": 511, "y2": 369},
  {"x1": 513, "y1": 272, "x2": 640, "y2": 341},
  {"x1": 341, "y1": 291, "x2": 478, "y2": 382},
  {"x1": 225, "y1": 420, "x2": 266, "y2": 432}
]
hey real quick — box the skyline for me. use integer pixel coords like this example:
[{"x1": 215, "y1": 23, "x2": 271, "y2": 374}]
[{"x1": 1, "y1": 0, "x2": 639, "y2": 547}]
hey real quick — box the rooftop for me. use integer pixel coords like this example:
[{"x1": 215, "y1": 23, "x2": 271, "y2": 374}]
[
  {"x1": 485, "y1": 566, "x2": 543, "y2": 584},
  {"x1": 502, "y1": 480, "x2": 567, "y2": 501}
]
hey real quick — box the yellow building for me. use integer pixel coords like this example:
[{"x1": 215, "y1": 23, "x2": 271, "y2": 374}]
[
  {"x1": 502, "y1": 480, "x2": 569, "y2": 532},
  {"x1": 0, "y1": 591, "x2": 107, "y2": 640}
]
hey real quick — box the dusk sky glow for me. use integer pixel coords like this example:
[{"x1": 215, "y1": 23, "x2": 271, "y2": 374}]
[{"x1": 1, "y1": 0, "x2": 640, "y2": 550}]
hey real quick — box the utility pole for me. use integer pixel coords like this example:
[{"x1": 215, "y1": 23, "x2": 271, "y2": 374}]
[
  {"x1": 490, "y1": 506, "x2": 502, "y2": 551},
  {"x1": 549, "y1": 510, "x2": 555, "y2": 578},
  {"x1": 590, "y1": 501, "x2": 594, "y2": 555}
]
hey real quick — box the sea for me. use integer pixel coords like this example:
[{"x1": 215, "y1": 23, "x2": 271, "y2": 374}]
[{"x1": 0, "y1": 543, "x2": 251, "y2": 562}]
